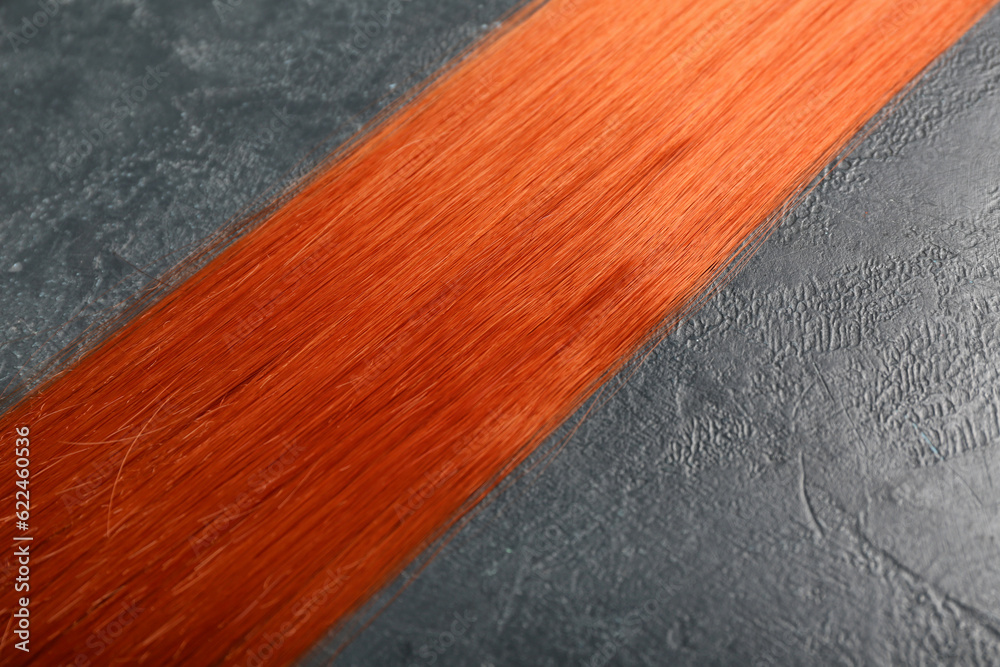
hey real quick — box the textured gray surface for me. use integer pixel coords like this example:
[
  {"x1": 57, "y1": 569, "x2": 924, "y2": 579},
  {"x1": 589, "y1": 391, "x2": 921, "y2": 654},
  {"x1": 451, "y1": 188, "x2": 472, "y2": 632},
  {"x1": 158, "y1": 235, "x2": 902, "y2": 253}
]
[
  {"x1": 0, "y1": 0, "x2": 516, "y2": 397},
  {"x1": 3, "y1": 1, "x2": 1000, "y2": 665}
]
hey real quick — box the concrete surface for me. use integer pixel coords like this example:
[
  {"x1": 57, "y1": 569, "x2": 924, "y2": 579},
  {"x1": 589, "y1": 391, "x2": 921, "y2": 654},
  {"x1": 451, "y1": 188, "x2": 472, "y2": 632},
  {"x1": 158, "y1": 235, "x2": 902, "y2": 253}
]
[{"x1": 2, "y1": 1, "x2": 1000, "y2": 665}]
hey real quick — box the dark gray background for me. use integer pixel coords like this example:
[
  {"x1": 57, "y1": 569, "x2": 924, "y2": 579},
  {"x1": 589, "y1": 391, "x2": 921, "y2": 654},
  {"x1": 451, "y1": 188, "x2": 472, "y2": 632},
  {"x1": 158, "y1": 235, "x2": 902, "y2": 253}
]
[{"x1": 3, "y1": 1, "x2": 1000, "y2": 665}]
